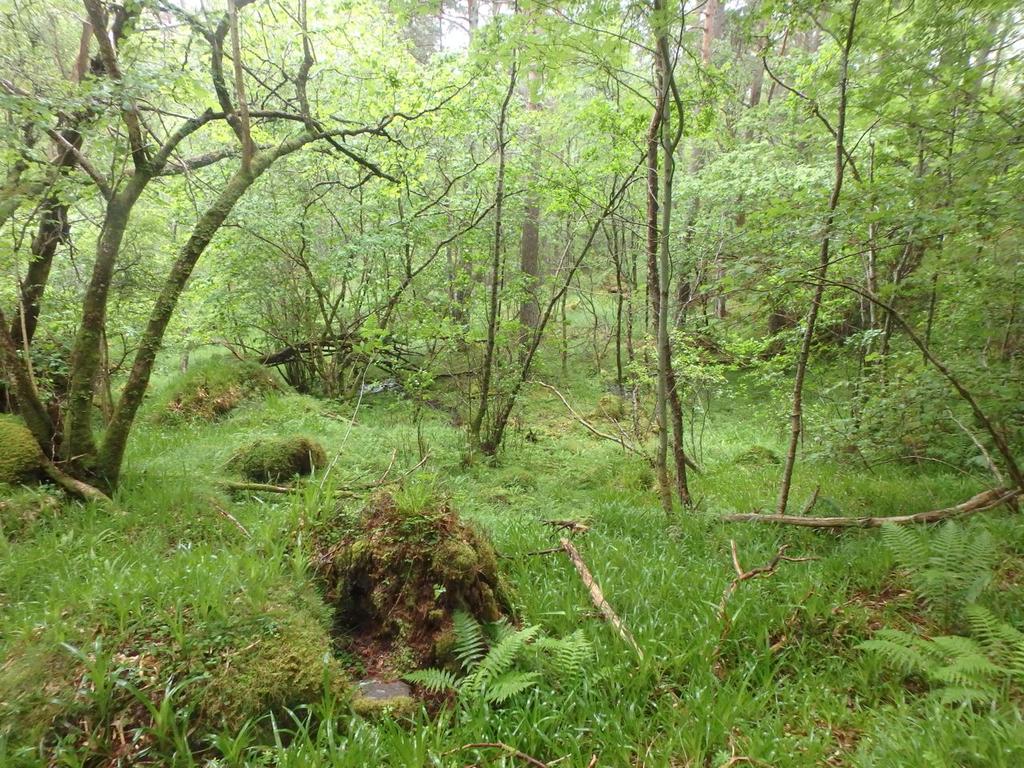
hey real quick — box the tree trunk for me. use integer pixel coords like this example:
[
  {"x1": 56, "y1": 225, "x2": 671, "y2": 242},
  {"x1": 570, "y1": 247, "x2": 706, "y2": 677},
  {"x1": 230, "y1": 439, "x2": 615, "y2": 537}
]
[
  {"x1": 470, "y1": 61, "x2": 517, "y2": 454},
  {"x1": 776, "y1": 0, "x2": 860, "y2": 515}
]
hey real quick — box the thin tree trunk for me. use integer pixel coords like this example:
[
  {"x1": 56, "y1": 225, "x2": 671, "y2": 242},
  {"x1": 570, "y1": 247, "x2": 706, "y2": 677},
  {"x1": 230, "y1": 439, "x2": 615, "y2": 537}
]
[
  {"x1": 470, "y1": 61, "x2": 517, "y2": 453},
  {"x1": 776, "y1": 0, "x2": 860, "y2": 515}
]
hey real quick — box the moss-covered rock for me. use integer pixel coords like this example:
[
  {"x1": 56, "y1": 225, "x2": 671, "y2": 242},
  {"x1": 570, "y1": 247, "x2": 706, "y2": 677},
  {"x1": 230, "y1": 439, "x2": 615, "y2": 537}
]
[
  {"x1": 200, "y1": 605, "x2": 348, "y2": 731},
  {"x1": 0, "y1": 484, "x2": 61, "y2": 540},
  {"x1": 733, "y1": 445, "x2": 781, "y2": 466},
  {"x1": 312, "y1": 492, "x2": 511, "y2": 673},
  {"x1": 229, "y1": 436, "x2": 327, "y2": 482},
  {"x1": 350, "y1": 680, "x2": 415, "y2": 719},
  {"x1": 0, "y1": 414, "x2": 43, "y2": 485},
  {"x1": 154, "y1": 356, "x2": 280, "y2": 424}
]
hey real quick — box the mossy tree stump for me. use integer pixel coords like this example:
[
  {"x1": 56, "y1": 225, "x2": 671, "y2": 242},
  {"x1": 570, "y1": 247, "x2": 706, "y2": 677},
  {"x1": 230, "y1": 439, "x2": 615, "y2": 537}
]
[{"x1": 312, "y1": 493, "x2": 511, "y2": 673}]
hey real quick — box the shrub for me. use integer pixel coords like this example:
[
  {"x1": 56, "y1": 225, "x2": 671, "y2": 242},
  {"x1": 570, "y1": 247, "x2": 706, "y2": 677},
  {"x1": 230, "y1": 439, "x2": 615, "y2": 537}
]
[{"x1": 229, "y1": 436, "x2": 327, "y2": 482}]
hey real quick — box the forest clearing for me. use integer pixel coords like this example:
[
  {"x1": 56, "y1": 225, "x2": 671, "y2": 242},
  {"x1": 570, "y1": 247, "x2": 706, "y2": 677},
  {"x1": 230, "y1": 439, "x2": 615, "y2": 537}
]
[{"x1": 1, "y1": 0, "x2": 1023, "y2": 766}]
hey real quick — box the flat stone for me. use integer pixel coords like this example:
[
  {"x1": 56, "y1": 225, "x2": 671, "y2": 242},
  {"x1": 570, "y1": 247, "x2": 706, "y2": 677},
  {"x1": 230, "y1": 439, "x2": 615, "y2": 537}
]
[{"x1": 356, "y1": 678, "x2": 412, "y2": 700}]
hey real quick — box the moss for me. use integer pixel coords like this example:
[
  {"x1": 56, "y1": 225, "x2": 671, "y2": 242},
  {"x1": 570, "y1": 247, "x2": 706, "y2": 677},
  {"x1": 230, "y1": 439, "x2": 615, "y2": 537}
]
[
  {"x1": 0, "y1": 414, "x2": 43, "y2": 485},
  {"x1": 0, "y1": 484, "x2": 61, "y2": 540},
  {"x1": 593, "y1": 392, "x2": 626, "y2": 421},
  {"x1": 229, "y1": 436, "x2": 327, "y2": 482},
  {"x1": 312, "y1": 492, "x2": 510, "y2": 672},
  {"x1": 433, "y1": 538, "x2": 480, "y2": 583},
  {"x1": 351, "y1": 692, "x2": 415, "y2": 719},
  {"x1": 733, "y1": 445, "x2": 781, "y2": 466},
  {"x1": 0, "y1": 641, "x2": 78, "y2": 746},
  {"x1": 153, "y1": 356, "x2": 280, "y2": 424},
  {"x1": 199, "y1": 606, "x2": 348, "y2": 731}
]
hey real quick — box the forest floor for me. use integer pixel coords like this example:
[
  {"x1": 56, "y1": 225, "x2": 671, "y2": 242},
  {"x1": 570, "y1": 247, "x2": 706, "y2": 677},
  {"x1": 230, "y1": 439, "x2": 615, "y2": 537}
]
[{"x1": 2, "y1": 361, "x2": 1023, "y2": 767}]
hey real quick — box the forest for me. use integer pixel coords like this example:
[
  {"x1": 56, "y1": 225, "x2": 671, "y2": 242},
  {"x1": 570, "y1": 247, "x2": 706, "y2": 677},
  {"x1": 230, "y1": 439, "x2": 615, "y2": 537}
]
[{"x1": 1, "y1": 0, "x2": 1023, "y2": 765}]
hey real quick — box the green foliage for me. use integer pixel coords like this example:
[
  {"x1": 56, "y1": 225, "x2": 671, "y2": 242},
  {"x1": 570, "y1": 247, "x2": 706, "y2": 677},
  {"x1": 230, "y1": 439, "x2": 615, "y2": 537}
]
[
  {"x1": 0, "y1": 415, "x2": 42, "y2": 484},
  {"x1": 228, "y1": 435, "x2": 327, "y2": 482},
  {"x1": 881, "y1": 521, "x2": 996, "y2": 622},
  {"x1": 405, "y1": 610, "x2": 590, "y2": 706},
  {"x1": 860, "y1": 606, "x2": 1024, "y2": 705}
]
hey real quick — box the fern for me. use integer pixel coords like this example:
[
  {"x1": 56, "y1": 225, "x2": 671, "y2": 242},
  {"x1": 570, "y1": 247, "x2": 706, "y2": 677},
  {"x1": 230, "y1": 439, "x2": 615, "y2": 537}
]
[
  {"x1": 880, "y1": 520, "x2": 996, "y2": 622},
  {"x1": 452, "y1": 610, "x2": 486, "y2": 671},
  {"x1": 403, "y1": 612, "x2": 590, "y2": 707},
  {"x1": 483, "y1": 671, "x2": 540, "y2": 704},
  {"x1": 463, "y1": 625, "x2": 540, "y2": 698},
  {"x1": 403, "y1": 668, "x2": 458, "y2": 694},
  {"x1": 860, "y1": 607, "x2": 1024, "y2": 704},
  {"x1": 534, "y1": 629, "x2": 592, "y2": 684}
]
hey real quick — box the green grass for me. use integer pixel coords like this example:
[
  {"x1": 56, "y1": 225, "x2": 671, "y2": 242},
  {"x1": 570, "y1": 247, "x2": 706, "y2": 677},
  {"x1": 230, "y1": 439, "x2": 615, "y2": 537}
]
[{"x1": 2, "y1": 360, "x2": 1022, "y2": 767}]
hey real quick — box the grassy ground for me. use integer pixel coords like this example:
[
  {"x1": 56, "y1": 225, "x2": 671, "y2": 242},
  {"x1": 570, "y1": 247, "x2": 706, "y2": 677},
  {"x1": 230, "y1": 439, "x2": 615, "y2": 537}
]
[{"x1": 2, "y1": 358, "x2": 1023, "y2": 766}]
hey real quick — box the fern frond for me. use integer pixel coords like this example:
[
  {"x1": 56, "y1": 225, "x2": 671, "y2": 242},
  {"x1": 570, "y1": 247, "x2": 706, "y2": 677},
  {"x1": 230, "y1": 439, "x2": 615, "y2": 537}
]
[
  {"x1": 859, "y1": 630, "x2": 929, "y2": 675},
  {"x1": 452, "y1": 610, "x2": 487, "y2": 672},
  {"x1": 934, "y1": 685, "x2": 996, "y2": 706},
  {"x1": 928, "y1": 634, "x2": 985, "y2": 661},
  {"x1": 466, "y1": 625, "x2": 541, "y2": 696},
  {"x1": 930, "y1": 654, "x2": 1001, "y2": 687},
  {"x1": 404, "y1": 668, "x2": 458, "y2": 693},
  {"x1": 881, "y1": 523, "x2": 928, "y2": 571},
  {"x1": 482, "y1": 671, "x2": 540, "y2": 704},
  {"x1": 534, "y1": 630, "x2": 592, "y2": 683}
]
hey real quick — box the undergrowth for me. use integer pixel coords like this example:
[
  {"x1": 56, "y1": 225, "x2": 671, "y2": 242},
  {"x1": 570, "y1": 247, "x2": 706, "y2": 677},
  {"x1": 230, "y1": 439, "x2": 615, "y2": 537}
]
[{"x1": 1, "y1": 363, "x2": 1022, "y2": 766}]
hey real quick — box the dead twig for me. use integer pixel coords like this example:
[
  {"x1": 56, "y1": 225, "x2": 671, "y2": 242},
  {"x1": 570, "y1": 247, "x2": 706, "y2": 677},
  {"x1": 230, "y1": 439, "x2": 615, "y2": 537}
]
[
  {"x1": 544, "y1": 519, "x2": 590, "y2": 535},
  {"x1": 441, "y1": 742, "x2": 549, "y2": 768},
  {"x1": 722, "y1": 487, "x2": 1020, "y2": 528},
  {"x1": 714, "y1": 540, "x2": 816, "y2": 677},
  {"x1": 530, "y1": 379, "x2": 644, "y2": 456},
  {"x1": 799, "y1": 485, "x2": 821, "y2": 516},
  {"x1": 560, "y1": 538, "x2": 643, "y2": 659},
  {"x1": 949, "y1": 413, "x2": 1018, "y2": 512},
  {"x1": 210, "y1": 499, "x2": 251, "y2": 538}
]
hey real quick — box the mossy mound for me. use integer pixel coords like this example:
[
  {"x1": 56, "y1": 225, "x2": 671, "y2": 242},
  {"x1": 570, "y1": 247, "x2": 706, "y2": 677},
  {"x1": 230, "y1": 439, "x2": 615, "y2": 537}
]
[
  {"x1": 733, "y1": 445, "x2": 781, "y2": 466},
  {"x1": 0, "y1": 484, "x2": 61, "y2": 540},
  {"x1": 155, "y1": 356, "x2": 280, "y2": 423},
  {"x1": 200, "y1": 604, "x2": 348, "y2": 730},
  {"x1": 0, "y1": 414, "x2": 43, "y2": 484},
  {"x1": 312, "y1": 493, "x2": 511, "y2": 673},
  {"x1": 592, "y1": 392, "x2": 627, "y2": 421},
  {"x1": 0, "y1": 592, "x2": 347, "y2": 751},
  {"x1": 229, "y1": 436, "x2": 327, "y2": 482}
]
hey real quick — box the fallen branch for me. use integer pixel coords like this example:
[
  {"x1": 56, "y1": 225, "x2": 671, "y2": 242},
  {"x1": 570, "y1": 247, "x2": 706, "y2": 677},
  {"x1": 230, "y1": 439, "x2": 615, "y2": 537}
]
[
  {"x1": 560, "y1": 537, "x2": 643, "y2": 659},
  {"x1": 221, "y1": 480, "x2": 296, "y2": 494},
  {"x1": 441, "y1": 742, "x2": 549, "y2": 768},
  {"x1": 721, "y1": 487, "x2": 1019, "y2": 528}
]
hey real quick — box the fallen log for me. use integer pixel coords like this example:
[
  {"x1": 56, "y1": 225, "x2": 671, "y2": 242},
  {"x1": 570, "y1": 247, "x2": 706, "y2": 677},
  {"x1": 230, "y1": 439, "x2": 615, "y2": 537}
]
[
  {"x1": 560, "y1": 538, "x2": 643, "y2": 659},
  {"x1": 722, "y1": 487, "x2": 1019, "y2": 528}
]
